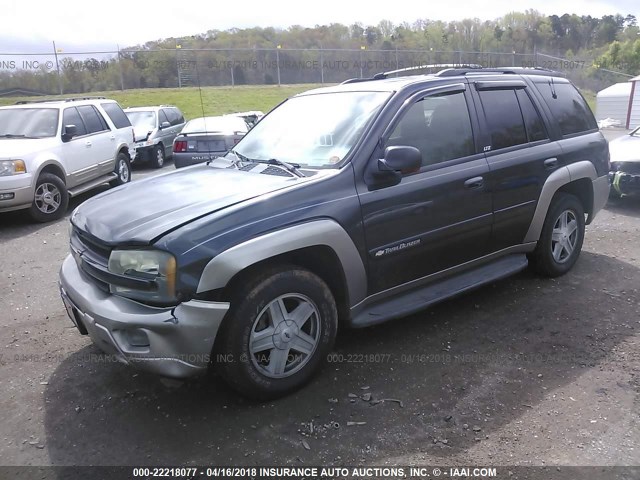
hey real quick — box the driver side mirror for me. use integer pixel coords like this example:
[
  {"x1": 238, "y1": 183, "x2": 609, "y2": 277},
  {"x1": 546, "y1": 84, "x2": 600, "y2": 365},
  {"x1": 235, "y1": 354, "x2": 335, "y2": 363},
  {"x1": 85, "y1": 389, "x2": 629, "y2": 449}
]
[
  {"x1": 368, "y1": 145, "x2": 422, "y2": 190},
  {"x1": 61, "y1": 124, "x2": 77, "y2": 142},
  {"x1": 378, "y1": 146, "x2": 422, "y2": 175},
  {"x1": 159, "y1": 121, "x2": 171, "y2": 129}
]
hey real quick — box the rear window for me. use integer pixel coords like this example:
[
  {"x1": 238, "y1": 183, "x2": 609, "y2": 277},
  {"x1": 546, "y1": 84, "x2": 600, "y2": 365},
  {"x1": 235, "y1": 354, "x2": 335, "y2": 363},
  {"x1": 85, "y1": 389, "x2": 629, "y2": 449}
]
[
  {"x1": 183, "y1": 117, "x2": 248, "y2": 134},
  {"x1": 535, "y1": 81, "x2": 597, "y2": 136},
  {"x1": 100, "y1": 102, "x2": 131, "y2": 129}
]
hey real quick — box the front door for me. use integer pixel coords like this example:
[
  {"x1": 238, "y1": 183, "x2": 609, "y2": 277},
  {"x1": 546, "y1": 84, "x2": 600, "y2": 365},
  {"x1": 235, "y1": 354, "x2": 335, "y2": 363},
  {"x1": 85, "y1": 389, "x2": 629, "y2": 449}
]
[{"x1": 357, "y1": 85, "x2": 493, "y2": 294}]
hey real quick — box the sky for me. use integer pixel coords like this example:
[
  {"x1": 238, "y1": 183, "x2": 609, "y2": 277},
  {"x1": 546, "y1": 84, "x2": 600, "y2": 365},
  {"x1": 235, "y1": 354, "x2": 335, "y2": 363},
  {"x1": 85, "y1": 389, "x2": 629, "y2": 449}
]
[{"x1": 1, "y1": 0, "x2": 638, "y2": 54}]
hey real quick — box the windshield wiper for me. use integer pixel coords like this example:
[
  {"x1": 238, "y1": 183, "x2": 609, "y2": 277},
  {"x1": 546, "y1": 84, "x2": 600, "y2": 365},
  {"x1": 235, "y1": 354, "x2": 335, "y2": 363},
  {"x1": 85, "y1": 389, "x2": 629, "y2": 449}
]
[
  {"x1": 256, "y1": 158, "x2": 306, "y2": 178},
  {"x1": 0, "y1": 134, "x2": 27, "y2": 138}
]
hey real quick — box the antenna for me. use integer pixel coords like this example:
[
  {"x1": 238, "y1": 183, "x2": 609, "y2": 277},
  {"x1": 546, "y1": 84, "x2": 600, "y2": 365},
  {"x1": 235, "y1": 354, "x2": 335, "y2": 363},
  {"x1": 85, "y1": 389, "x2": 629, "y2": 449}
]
[{"x1": 192, "y1": 59, "x2": 214, "y2": 167}]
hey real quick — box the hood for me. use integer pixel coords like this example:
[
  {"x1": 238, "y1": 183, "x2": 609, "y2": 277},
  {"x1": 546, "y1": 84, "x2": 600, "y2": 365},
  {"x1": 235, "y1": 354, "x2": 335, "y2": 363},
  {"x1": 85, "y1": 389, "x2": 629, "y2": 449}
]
[
  {"x1": 0, "y1": 137, "x2": 58, "y2": 158},
  {"x1": 609, "y1": 135, "x2": 640, "y2": 163},
  {"x1": 133, "y1": 126, "x2": 153, "y2": 142},
  {"x1": 72, "y1": 164, "x2": 304, "y2": 245}
]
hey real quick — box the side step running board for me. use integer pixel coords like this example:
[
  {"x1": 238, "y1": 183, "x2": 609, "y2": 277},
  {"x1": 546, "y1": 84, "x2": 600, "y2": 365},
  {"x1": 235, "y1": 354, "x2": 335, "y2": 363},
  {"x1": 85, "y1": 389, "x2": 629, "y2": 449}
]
[
  {"x1": 351, "y1": 254, "x2": 529, "y2": 328},
  {"x1": 67, "y1": 173, "x2": 117, "y2": 197}
]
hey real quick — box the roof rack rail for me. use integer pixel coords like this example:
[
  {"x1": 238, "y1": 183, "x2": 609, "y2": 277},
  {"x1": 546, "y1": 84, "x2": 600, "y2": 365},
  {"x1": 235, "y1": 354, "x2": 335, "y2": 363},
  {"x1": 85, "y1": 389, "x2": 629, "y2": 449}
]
[
  {"x1": 15, "y1": 96, "x2": 107, "y2": 105},
  {"x1": 340, "y1": 65, "x2": 563, "y2": 85},
  {"x1": 435, "y1": 66, "x2": 563, "y2": 77}
]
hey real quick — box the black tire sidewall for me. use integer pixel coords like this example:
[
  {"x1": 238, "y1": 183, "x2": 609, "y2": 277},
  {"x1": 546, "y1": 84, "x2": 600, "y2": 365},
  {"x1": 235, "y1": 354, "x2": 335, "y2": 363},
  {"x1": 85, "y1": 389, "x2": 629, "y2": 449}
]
[
  {"x1": 535, "y1": 193, "x2": 585, "y2": 277},
  {"x1": 152, "y1": 145, "x2": 164, "y2": 168},
  {"x1": 28, "y1": 173, "x2": 69, "y2": 222},
  {"x1": 217, "y1": 267, "x2": 338, "y2": 400},
  {"x1": 112, "y1": 152, "x2": 131, "y2": 186}
]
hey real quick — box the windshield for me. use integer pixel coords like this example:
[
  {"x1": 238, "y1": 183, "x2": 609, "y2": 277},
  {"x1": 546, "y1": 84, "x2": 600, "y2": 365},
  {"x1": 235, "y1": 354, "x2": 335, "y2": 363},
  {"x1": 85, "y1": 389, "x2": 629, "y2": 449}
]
[
  {"x1": 0, "y1": 108, "x2": 59, "y2": 138},
  {"x1": 232, "y1": 91, "x2": 390, "y2": 168},
  {"x1": 125, "y1": 111, "x2": 156, "y2": 130}
]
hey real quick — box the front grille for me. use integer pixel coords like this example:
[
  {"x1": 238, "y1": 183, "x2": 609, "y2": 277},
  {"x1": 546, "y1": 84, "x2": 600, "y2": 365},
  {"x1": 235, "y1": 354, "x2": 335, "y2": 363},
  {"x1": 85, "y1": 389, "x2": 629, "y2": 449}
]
[{"x1": 70, "y1": 228, "x2": 112, "y2": 292}]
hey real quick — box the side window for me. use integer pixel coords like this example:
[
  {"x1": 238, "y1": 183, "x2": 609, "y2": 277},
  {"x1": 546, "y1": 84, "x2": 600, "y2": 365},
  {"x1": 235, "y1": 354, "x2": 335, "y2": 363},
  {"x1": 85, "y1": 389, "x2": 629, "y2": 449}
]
[
  {"x1": 100, "y1": 102, "x2": 131, "y2": 129},
  {"x1": 77, "y1": 105, "x2": 108, "y2": 134},
  {"x1": 387, "y1": 91, "x2": 474, "y2": 168},
  {"x1": 478, "y1": 89, "x2": 527, "y2": 150},
  {"x1": 164, "y1": 108, "x2": 183, "y2": 126},
  {"x1": 516, "y1": 90, "x2": 548, "y2": 142},
  {"x1": 535, "y1": 81, "x2": 597, "y2": 136},
  {"x1": 158, "y1": 109, "x2": 170, "y2": 126},
  {"x1": 62, "y1": 107, "x2": 87, "y2": 137},
  {"x1": 174, "y1": 109, "x2": 185, "y2": 124}
]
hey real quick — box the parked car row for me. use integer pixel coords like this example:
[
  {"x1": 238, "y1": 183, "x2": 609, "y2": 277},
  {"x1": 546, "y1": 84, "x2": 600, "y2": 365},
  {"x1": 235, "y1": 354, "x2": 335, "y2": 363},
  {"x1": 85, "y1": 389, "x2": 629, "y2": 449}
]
[{"x1": 0, "y1": 96, "x2": 263, "y2": 222}]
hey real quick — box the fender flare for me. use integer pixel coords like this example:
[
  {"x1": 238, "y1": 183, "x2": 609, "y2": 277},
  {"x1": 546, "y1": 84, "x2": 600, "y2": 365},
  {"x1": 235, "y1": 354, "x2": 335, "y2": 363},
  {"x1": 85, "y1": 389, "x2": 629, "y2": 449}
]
[
  {"x1": 196, "y1": 219, "x2": 368, "y2": 305},
  {"x1": 523, "y1": 160, "x2": 597, "y2": 243}
]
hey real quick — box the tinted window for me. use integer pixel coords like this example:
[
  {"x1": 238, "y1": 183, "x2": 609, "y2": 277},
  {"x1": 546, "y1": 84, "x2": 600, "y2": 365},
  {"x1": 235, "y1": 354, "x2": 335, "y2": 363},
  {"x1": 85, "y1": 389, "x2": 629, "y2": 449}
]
[
  {"x1": 77, "y1": 105, "x2": 108, "y2": 134},
  {"x1": 516, "y1": 90, "x2": 548, "y2": 142},
  {"x1": 62, "y1": 107, "x2": 87, "y2": 136},
  {"x1": 479, "y1": 89, "x2": 527, "y2": 150},
  {"x1": 158, "y1": 109, "x2": 170, "y2": 125},
  {"x1": 100, "y1": 102, "x2": 131, "y2": 129},
  {"x1": 387, "y1": 91, "x2": 474, "y2": 167},
  {"x1": 164, "y1": 108, "x2": 184, "y2": 126},
  {"x1": 535, "y1": 81, "x2": 597, "y2": 136}
]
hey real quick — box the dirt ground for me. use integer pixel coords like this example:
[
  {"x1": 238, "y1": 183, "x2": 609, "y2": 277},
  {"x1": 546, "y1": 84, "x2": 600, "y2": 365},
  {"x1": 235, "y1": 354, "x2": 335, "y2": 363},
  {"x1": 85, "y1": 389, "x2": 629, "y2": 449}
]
[{"x1": 0, "y1": 149, "x2": 638, "y2": 474}]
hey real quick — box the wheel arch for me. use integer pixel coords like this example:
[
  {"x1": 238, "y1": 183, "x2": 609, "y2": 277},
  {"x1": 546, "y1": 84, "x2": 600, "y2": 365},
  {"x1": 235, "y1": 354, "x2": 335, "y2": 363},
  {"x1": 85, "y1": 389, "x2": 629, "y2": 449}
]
[
  {"x1": 196, "y1": 220, "x2": 368, "y2": 320},
  {"x1": 524, "y1": 160, "x2": 597, "y2": 243},
  {"x1": 36, "y1": 161, "x2": 67, "y2": 184}
]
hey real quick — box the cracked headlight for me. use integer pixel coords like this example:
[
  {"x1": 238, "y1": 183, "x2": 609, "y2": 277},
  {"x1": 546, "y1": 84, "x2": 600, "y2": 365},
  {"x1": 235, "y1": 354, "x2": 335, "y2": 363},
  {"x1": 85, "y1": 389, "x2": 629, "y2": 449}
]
[{"x1": 108, "y1": 249, "x2": 177, "y2": 304}]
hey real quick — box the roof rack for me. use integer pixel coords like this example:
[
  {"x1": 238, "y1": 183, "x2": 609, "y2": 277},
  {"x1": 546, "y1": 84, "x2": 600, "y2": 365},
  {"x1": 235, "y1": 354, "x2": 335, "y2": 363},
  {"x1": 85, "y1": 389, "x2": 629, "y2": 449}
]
[
  {"x1": 341, "y1": 64, "x2": 484, "y2": 84},
  {"x1": 15, "y1": 96, "x2": 107, "y2": 105},
  {"x1": 435, "y1": 66, "x2": 562, "y2": 77},
  {"x1": 341, "y1": 65, "x2": 563, "y2": 84}
]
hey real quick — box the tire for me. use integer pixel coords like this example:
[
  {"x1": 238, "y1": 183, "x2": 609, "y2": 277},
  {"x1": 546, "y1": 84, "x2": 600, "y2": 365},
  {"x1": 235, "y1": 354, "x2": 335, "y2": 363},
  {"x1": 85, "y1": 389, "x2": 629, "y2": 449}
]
[
  {"x1": 28, "y1": 173, "x2": 69, "y2": 222},
  {"x1": 110, "y1": 152, "x2": 131, "y2": 187},
  {"x1": 529, "y1": 193, "x2": 585, "y2": 277},
  {"x1": 150, "y1": 144, "x2": 165, "y2": 169},
  {"x1": 216, "y1": 266, "x2": 338, "y2": 400}
]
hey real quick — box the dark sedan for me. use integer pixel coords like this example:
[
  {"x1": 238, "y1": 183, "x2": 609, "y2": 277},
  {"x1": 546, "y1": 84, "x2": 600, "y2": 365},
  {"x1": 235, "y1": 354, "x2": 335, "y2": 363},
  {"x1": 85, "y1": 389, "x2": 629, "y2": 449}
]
[{"x1": 173, "y1": 116, "x2": 248, "y2": 168}]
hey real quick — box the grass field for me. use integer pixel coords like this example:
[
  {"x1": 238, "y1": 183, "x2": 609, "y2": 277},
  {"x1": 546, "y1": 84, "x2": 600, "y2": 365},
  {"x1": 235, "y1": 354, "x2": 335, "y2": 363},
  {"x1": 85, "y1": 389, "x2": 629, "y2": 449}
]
[
  {"x1": 0, "y1": 84, "x2": 325, "y2": 119},
  {"x1": 0, "y1": 83, "x2": 596, "y2": 120}
]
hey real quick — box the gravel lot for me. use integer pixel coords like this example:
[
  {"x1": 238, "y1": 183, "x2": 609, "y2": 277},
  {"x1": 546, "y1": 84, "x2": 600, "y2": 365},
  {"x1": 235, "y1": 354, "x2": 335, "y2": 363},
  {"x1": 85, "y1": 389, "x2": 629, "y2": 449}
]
[{"x1": 0, "y1": 144, "x2": 639, "y2": 470}]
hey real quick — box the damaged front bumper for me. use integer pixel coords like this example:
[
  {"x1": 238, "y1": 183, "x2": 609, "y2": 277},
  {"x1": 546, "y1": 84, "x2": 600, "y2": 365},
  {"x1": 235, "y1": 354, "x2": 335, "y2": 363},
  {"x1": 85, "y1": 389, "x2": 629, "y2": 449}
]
[
  {"x1": 610, "y1": 167, "x2": 640, "y2": 196},
  {"x1": 59, "y1": 255, "x2": 229, "y2": 378}
]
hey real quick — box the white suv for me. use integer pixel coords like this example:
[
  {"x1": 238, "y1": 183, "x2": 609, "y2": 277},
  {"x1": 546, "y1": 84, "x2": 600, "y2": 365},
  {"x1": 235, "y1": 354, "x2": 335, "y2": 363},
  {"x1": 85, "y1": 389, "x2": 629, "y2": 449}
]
[{"x1": 0, "y1": 96, "x2": 134, "y2": 222}]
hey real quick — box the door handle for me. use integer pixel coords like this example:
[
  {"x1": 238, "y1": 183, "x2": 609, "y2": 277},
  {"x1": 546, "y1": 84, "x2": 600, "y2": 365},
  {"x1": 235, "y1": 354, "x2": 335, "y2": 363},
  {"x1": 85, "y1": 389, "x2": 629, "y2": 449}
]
[
  {"x1": 464, "y1": 176, "x2": 484, "y2": 190},
  {"x1": 544, "y1": 158, "x2": 558, "y2": 170},
  {"x1": 85, "y1": 141, "x2": 92, "y2": 148}
]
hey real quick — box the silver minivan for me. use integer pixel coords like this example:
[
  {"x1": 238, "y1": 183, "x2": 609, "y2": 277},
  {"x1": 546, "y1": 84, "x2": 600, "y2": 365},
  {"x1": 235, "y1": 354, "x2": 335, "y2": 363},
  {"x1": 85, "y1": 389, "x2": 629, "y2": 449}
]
[{"x1": 124, "y1": 106, "x2": 186, "y2": 168}]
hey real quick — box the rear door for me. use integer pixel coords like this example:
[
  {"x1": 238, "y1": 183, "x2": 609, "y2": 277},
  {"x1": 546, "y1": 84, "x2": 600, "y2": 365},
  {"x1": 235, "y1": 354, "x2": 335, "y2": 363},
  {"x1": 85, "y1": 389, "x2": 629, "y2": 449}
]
[
  {"x1": 76, "y1": 105, "x2": 114, "y2": 177},
  {"x1": 358, "y1": 84, "x2": 493, "y2": 293},
  {"x1": 470, "y1": 80, "x2": 561, "y2": 251},
  {"x1": 61, "y1": 107, "x2": 96, "y2": 184}
]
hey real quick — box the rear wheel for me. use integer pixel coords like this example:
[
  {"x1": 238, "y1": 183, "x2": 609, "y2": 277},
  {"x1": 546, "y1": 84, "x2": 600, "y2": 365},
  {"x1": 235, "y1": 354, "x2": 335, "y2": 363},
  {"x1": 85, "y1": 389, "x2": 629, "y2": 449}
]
[
  {"x1": 529, "y1": 193, "x2": 585, "y2": 277},
  {"x1": 216, "y1": 266, "x2": 338, "y2": 400},
  {"x1": 28, "y1": 173, "x2": 69, "y2": 222},
  {"x1": 110, "y1": 152, "x2": 131, "y2": 187},
  {"x1": 150, "y1": 144, "x2": 165, "y2": 169}
]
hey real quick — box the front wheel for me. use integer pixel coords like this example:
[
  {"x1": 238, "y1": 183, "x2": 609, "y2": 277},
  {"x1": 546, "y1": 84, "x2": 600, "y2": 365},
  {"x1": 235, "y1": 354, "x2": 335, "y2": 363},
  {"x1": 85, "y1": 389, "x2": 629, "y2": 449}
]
[
  {"x1": 529, "y1": 193, "x2": 585, "y2": 277},
  {"x1": 28, "y1": 173, "x2": 69, "y2": 222},
  {"x1": 216, "y1": 266, "x2": 338, "y2": 400},
  {"x1": 110, "y1": 152, "x2": 131, "y2": 187},
  {"x1": 150, "y1": 144, "x2": 165, "y2": 169}
]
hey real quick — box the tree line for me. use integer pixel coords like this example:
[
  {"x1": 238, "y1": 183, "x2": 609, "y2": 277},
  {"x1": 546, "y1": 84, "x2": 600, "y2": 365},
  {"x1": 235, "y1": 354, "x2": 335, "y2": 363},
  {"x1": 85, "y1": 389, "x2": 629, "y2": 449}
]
[{"x1": 1, "y1": 10, "x2": 638, "y2": 94}]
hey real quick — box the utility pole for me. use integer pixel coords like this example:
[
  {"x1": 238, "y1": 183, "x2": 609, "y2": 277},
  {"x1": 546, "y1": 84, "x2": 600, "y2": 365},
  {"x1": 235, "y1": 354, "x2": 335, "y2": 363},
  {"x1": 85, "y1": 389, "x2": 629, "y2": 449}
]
[
  {"x1": 117, "y1": 44, "x2": 124, "y2": 90},
  {"x1": 52, "y1": 41, "x2": 63, "y2": 95}
]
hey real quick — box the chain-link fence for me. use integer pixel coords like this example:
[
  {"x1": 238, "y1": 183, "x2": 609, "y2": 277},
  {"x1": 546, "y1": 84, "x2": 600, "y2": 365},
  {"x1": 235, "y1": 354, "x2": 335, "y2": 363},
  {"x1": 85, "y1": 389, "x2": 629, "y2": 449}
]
[{"x1": 0, "y1": 48, "x2": 633, "y2": 96}]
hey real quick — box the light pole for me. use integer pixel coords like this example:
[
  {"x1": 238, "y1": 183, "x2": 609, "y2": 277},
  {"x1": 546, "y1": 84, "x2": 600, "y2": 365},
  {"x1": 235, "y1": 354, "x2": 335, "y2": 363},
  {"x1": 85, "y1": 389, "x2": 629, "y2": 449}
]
[{"x1": 276, "y1": 44, "x2": 281, "y2": 86}]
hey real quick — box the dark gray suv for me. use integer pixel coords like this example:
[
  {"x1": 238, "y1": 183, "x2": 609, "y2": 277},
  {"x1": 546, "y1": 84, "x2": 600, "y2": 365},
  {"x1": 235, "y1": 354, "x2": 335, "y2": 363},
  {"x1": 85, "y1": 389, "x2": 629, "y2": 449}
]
[{"x1": 59, "y1": 67, "x2": 609, "y2": 399}]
